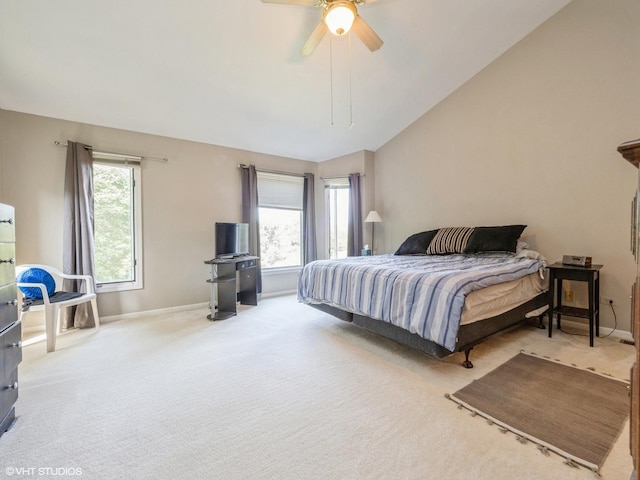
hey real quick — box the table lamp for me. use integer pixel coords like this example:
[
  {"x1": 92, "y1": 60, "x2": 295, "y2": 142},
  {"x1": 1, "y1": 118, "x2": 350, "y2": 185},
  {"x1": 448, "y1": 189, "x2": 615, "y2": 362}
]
[{"x1": 364, "y1": 210, "x2": 382, "y2": 254}]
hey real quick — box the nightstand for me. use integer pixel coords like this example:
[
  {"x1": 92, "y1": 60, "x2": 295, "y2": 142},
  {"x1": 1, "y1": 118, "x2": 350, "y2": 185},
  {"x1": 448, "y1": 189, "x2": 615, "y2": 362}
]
[{"x1": 547, "y1": 262, "x2": 603, "y2": 347}]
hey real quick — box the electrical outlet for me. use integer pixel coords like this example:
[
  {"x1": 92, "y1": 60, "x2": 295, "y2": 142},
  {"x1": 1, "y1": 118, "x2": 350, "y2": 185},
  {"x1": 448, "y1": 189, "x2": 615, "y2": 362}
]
[
  {"x1": 564, "y1": 290, "x2": 574, "y2": 302},
  {"x1": 600, "y1": 296, "x2": 614, "y2": 305}
]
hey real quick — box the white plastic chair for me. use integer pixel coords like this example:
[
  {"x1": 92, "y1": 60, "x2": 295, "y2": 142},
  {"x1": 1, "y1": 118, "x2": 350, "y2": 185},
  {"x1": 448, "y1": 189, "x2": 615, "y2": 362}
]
[{"x1": 16, "y1": 264, "x2": 100, "y2": 353}]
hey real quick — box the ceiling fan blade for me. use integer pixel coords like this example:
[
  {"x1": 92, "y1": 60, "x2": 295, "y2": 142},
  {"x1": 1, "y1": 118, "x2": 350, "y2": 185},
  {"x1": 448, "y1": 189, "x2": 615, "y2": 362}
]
[
  {"x1": 300, "y1": 20, "x2": 328, "y2": 56},
  {"x1": 351, "y1": 16, "x2": 383, "y2": 52},
  {"x1": 261, "y1": 0, "x2": 320, "y2": 6}
]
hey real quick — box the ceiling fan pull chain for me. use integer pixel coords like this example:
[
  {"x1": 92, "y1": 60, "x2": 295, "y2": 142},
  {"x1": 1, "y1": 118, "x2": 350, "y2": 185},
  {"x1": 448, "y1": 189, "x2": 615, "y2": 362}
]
[
  {"x1": 348, "y1": 31, "x2": 353, "y2": 128},
  {"x1": 329, "y1": 34, "x2": 334, "y2": 126}
]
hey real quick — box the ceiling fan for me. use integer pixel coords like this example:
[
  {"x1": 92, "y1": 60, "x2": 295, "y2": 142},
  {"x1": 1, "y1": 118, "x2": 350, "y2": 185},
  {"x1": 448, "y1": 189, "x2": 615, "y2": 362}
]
[{"x1": 261, "y1": 0, "x2": 384, "y2": 56}]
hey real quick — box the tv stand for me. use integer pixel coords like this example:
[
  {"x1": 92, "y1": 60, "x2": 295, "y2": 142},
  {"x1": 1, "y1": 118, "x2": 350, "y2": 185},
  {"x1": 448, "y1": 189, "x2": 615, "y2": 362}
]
[{"x1": 204, "y1": 256, "x2": 258, "y2": 320}]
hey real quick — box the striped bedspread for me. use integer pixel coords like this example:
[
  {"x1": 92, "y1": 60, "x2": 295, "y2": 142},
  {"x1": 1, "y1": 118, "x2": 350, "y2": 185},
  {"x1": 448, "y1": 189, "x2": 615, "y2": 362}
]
[{"x1": 297, "y1": 253, "x2": 545, "y2": 351}]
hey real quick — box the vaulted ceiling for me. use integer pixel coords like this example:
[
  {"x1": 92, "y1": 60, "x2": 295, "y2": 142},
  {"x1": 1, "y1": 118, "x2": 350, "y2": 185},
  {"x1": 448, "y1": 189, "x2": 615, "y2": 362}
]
[{"x1": 0, "y1": 0, "x2": 571, "y2": 161}]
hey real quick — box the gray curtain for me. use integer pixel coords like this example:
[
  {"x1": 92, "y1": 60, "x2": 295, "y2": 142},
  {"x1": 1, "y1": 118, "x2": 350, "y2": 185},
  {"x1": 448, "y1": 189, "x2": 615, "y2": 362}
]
[
  {"x1": 241, "y1": 165, "x2": 262, "y2": 294},
  {"x1": 347, "y1": 173, "x2": 363, "y2": 256},
  {"x1": 302, "y1": 173, "x2": 317, "y2": 264},
  {"x1": 62, "y1": 140, "x2": 97, "y2": 328}
]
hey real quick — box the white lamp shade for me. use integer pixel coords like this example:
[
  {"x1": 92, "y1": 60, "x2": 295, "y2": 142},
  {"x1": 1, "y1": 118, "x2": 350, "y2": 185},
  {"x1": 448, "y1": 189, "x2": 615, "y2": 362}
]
[{"x1": 364, "y1": 210, "x2": 382, "y2": 223}]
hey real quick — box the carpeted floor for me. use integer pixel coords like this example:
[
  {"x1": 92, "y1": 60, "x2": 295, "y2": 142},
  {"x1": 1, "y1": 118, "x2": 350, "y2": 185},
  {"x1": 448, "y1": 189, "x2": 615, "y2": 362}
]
[{"x1": 0, "y1": 295, "x2": 635, "y2": 480}]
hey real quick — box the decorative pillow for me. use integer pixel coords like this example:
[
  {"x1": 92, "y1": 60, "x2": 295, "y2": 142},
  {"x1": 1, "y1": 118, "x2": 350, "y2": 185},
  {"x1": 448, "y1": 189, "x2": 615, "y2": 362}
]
[
  {"x1": 463, "y1": 225, "x2": 527, "y2": 254},
  {"x1": 394, "y1": 230, "x2": 439, "y2": 255},
  {"x1": 425, "y1": 227, "x2": 475, "y2": 255},
  {"x1": 16, "y1": 267, "x2": 56, "y2": 300},
  {"x1": 516, "y1": 240, "x2": 530, "y2": 254}
]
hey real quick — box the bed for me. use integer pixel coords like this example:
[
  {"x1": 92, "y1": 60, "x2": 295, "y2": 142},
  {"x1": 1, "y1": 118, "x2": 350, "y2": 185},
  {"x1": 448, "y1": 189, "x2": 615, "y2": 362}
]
[{"x1": 297, "y1": 225, "x2": 549, "y2": 367}]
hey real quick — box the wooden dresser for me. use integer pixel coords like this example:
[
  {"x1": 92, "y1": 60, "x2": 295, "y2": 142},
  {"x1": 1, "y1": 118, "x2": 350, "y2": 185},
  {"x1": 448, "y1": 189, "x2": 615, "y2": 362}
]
[
  {"x1": 0, "y1": 203, "x2": 21, "y2": 438},
  {"x1": 618, "y1": 139, "x2": 640, "y2": 480}
]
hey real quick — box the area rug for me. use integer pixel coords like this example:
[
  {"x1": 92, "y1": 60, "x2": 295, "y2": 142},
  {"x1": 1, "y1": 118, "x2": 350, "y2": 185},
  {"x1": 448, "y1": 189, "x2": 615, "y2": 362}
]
[{"x1": 446, "y1": 351, "x2": 630, "y2": 473}]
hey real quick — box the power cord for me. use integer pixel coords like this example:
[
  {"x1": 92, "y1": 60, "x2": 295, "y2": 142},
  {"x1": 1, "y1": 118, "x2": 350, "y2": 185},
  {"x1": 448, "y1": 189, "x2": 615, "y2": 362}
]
[
  {"x1": 559, "y1": 299, "x2": 617, "y2": 338},
  {"x1": 600, "y1": 300, "x2": 617, "y2": 338}
]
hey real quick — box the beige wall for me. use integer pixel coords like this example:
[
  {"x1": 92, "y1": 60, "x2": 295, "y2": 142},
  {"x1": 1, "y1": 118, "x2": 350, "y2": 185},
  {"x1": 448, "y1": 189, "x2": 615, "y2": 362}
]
[
  {"x1": 375, "y1": 0, "x2": 640, "y2": 332},
  {"x1": 0, "y1": 110, "x2": 316, "y2": 316}
]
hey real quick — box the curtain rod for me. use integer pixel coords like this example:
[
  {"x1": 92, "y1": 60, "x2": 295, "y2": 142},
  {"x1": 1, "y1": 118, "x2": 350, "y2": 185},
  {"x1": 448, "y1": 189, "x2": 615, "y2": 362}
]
[
  {"x1": 54, "y1": 141, "x2": 168, "y2": 163},
  {"x1": 237, "y1": 165, "x2": 365, "y2": 180},
  {"x1": 320, "y1": 174, "x2": 365, "y2": 180},
  {"x1": 237, "y1": 164, "x2": 306, "y2": 178}
]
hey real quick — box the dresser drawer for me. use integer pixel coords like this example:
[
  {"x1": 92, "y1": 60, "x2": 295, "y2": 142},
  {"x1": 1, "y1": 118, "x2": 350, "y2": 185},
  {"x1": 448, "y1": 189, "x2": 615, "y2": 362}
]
[
  {"x1": 0, "y1": 205, "x2": 15, "y2": 243},
  {"x1": 632, "y1": 363, "x2": 638, "y2": 466},
  {"x1": 0, "y1": 284, "x2": 18, "y2": 333},
  {"x1": 0, "y1": 368, "x2": 18, "y2": 424},
  {"x1": 0, "y1": 243, "x2": 15, "y2": 287},
  {"x1": 0, "y1": 404, "x2": 15, "y2": 437},
  {"x1": 1, "y1": 322, "x2": 21, "y2": 379}
]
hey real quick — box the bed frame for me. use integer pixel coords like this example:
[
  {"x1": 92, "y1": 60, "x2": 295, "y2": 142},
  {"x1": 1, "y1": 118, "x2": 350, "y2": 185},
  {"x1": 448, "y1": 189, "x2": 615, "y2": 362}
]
[{"x1": 309, "y1": 292, "x2": 549, "y2": 368}]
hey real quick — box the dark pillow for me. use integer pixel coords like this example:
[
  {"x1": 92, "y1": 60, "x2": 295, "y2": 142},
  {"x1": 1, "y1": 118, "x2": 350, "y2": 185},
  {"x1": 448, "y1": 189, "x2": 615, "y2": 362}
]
[
  {"x1": 16, "y1": 267, "x2": 56, "y2": 299},
  {"x1": 463, "y1": 225, "x2": 527, "y2": 254},
  {"x1": 425, "y1": 227, "x2": 475, "y2": 255},
  {"x1": 395, "y1": 230, "x2": 439, "y2": 255}
]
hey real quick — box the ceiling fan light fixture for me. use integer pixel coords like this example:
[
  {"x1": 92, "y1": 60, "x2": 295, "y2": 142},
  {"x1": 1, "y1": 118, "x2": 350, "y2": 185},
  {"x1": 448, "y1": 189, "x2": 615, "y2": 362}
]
[{"x1": 324, "y1": 2, "x2": 356, "y2": 36}]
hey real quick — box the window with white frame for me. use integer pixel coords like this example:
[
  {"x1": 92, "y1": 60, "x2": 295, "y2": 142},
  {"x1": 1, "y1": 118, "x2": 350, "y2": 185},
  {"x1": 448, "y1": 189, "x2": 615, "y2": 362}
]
[
  {"x1": 257, "y1": 171, "x2": 304, "y2": 269},
  {"x1": 93, "y1": 154, "x2": 143, "y2": 292},
  {"x1": 325, "y1": 178, "x2": 350, "y2": 259}
]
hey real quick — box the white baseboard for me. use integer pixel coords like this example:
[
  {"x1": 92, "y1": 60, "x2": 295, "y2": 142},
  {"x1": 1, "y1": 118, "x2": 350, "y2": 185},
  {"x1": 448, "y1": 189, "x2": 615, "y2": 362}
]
[
  {"x1": 101, "y1": 292, "x2": 298, "y2": 323},
  {"x1": 549, "y1": 317, "x2": 634, "y2": 343},
  {"x1": 101, "y1": 302, "x2": 209, "y2": 323},
  {"x1": 260, "y1": 290, "x2": 297, "y2": 299},
  {"x1": 22, "y1": 325, "x2": 45, "y2": 335}
]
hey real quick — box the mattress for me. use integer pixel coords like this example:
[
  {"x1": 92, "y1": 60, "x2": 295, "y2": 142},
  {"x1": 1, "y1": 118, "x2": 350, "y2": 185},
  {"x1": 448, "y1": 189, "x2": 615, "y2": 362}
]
[{"x1": 461, "y1": 271, "x2": 548, "y2": 325}]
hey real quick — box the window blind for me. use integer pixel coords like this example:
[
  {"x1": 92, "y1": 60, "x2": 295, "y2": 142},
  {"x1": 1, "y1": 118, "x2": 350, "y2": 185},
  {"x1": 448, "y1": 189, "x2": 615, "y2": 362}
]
[
  {"x1": 93, "y1": 151, "x2": 141, "y2": 166},
  {"x1": 324, "y1": 177, "x2": 349, "y2": 188},
  {"x1": 257, "y1": 172, "x2": 304, "y2": 210}
]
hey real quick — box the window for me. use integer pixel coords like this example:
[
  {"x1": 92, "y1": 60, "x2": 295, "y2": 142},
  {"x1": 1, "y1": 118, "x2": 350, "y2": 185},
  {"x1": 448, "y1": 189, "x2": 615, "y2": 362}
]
[
  {"x1": 325, "y1": 178, "x2": 350, "y2": 259},
  {"x1": 93, "y1": 155, "x2": 143, "y2": 292},
  {"x1": 257, "y1": 172, "x2": 304, "y2": 269}
]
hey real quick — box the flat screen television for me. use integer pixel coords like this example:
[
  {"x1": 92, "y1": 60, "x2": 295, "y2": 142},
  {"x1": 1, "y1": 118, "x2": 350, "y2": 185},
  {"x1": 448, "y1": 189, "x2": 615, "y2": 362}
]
[{"x1": 215, "y1": 222, "x2": 249, "y2": 259}]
